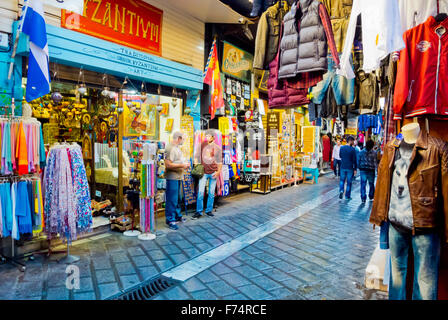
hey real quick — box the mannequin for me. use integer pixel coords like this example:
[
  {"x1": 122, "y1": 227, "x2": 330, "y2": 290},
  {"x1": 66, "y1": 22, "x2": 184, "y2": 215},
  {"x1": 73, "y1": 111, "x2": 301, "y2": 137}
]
[
  {"x1": 401, "y1": 122, "x2": 420, "y2": 144},
  {"x1": 370, "y1": 122, "x2": 448, "y2": 300}
]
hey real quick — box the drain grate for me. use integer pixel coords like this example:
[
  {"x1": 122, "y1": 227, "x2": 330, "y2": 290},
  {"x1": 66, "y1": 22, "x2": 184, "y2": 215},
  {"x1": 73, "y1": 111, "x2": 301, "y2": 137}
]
[{"x1": 108, "y1": 276, "x2": 180, "y2": 300}]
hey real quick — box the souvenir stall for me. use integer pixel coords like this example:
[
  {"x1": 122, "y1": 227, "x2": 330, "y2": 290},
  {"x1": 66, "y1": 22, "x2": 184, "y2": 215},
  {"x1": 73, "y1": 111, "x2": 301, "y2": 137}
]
[{"x1": 2, "y1": 0, "x2": 202, "y2": 255}]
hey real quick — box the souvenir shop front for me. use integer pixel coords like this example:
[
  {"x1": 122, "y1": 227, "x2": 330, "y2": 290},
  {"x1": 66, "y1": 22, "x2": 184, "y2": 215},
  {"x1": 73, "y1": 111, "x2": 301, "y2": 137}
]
[{"x1": 3, "y1": 16, "x2": 202, "y2": 258}]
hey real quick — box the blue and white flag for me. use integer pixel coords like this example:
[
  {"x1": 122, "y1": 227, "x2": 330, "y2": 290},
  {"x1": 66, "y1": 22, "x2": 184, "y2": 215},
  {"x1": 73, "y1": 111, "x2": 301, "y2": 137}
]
[{"x1": 21, "y1": 0, "x2": 50, "y2": 102}]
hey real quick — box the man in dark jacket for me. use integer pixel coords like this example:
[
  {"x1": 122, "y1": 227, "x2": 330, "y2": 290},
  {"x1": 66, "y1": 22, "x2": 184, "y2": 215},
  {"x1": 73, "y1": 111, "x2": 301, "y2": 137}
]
[
  {"x1": 357, "y1": 139, "x2": 378, "y2": 203},
  {"x1": 339, "y1": 136, "x2": 357, "y2": 200}
]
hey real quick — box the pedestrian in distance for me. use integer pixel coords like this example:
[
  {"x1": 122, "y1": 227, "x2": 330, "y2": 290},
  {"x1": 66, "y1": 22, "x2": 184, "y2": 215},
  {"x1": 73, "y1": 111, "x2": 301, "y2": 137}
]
[
  {"x1": 339, "y1": 136, "x2": 357, "y2": 200},
  {"x1": 164, "y1": 131, "x2": 190, "y2": 230},
  {"x1": 358, "y1": 139, "x2": 378, "y2": 203},
  {"x1": 332, "y1": 138, "x2": 342, "y2": 178}
]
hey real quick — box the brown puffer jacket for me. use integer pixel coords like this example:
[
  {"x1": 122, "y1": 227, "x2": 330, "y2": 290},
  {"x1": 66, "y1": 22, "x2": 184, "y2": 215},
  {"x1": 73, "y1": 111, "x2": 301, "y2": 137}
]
[{"x1": 369, "y1": 130, "x2": 448, "y2": 243}]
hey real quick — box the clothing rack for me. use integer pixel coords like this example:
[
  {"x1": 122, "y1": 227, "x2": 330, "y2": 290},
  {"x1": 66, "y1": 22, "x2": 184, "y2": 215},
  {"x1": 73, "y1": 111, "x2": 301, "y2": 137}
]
[{"x1": 0, "y1": 173, "x2": 40, "y2": 272}]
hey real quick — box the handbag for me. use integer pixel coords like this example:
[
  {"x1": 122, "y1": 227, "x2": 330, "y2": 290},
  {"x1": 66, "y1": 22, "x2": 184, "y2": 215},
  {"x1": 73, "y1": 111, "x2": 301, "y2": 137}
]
[{"x1": 191, "y1": 164, "x2": 204, "y2": 179}]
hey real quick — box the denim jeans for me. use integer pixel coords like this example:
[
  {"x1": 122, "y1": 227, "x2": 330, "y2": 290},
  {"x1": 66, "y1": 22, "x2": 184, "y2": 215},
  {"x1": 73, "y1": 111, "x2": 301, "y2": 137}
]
[
  {"x1": 196, "y1": 173, "x2": 217, "y2": 215},
  {"x1": 360, "y1": 170, "x2": 375, "y2": 201},
  {"x1": 311, "y1": 53, "x2": 355, "y2": 106},
  {"x1": 339, "y1": 169, "x2": 354, "y2": 199},
  {"x1": 389, "y1": 224, "x2": 441, "y2": 300},
  {"x1": 334, "y1": 159, "x2": 342, "y2": 176},
  {"x1": 165, "y1": 179, "x2": 182, "y2": 224}
]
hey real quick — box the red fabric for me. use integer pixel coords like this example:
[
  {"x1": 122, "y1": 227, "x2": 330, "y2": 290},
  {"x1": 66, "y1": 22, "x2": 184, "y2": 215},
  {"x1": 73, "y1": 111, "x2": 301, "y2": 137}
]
[
  {"x1": 318, "y1": 3, "x2": 340, "y2": 67},
  {"x1": 322, "y1": 135, "x2": 331, "y2": 162},
  {"x1": 393, "y1": 16, "x2": 448, "y2": 120},
  {"x1": 203, "y1": 40, "x2": 224, "y2": 120}
]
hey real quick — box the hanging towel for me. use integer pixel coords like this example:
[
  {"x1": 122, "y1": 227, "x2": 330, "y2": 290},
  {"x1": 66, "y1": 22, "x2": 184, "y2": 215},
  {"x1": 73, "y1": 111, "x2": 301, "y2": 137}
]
[
  {"x1": 11, "y1": 182, "x2": 19, "y2": 240},
  {"x1": 16, "y1": 181, "x2": 33, "y2": 235},
  {"x1": 16, "y1": 122, "x2": 29, "y2": 175},
  {"x1": 0, "y1": 183, "x2": 12, "y2": 237},
  {"x1": 39, "y1": 125, "x2": 46, "y2": 169}
]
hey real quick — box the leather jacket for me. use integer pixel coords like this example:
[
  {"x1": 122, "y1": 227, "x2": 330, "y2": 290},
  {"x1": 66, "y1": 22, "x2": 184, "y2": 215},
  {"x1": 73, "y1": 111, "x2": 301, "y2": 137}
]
[{"x1": 369, "y1": 130, "x2": 448, "y2": 243}]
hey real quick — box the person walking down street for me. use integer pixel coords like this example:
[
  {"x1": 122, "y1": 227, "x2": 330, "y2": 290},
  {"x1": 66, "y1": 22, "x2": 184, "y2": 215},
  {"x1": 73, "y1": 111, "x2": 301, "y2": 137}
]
[
  {"x1": 339, "y1": 136, "x2": 357, "y2": 200},
  {"x1": 164, "y1": 131, "x2": 190, "y2": 230},
  {"x1": 358, "y1": 140, "x2": 378, "y2": 203},
  {"x1": 192, "y1": 129, "x2": 222, "y2": 220},
  {"x1": 332, "y1": 138, "x2": 342, "y2": 178}
]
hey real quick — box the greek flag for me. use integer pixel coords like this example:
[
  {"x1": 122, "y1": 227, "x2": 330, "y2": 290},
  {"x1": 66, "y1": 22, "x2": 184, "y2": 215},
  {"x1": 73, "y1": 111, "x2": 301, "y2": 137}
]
[{"x1": 21, "y1": 0, "x2": 50, "y2": 102}]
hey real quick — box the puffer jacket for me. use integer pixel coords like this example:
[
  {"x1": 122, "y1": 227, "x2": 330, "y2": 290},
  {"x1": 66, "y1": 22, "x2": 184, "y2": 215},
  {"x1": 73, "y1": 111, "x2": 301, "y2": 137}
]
[
  {"x1": 253, "y1": 1, "x2": 290, "y2": 70},
  {"x1": 268, "y1": 23, "x2": 310, "y2": 108},
  {"x1": 369, "y1": 130, "x2": 448, "y2": 243},
  {"x1": 278, "y1": 0, "x2": 328, "y2": 79}
]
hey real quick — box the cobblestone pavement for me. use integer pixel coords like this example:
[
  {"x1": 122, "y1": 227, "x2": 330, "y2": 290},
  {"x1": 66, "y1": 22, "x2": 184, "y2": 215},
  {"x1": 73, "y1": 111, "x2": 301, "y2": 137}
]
[{"x1": 0, "y1": 175, "x2": 387, "y2": 300}]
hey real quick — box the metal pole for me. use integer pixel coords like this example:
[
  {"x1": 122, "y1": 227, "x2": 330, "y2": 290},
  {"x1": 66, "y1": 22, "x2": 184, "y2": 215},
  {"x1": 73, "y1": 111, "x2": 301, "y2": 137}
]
[{"x1": 8, "y1": 2, "x2": 30, "y2": 80}]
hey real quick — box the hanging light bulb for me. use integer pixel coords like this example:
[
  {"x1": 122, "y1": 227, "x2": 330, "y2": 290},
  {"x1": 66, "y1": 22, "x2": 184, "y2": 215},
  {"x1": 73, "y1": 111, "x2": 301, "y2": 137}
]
[
  {"x1": 77, "y1": 69, "x2": 87, "y2": 95},
  {"x1": 157, "y1": 84, "x2": 161, "y2": 95},
  {"x1": 78, "y1": 83, "x2": 87, "y2": 95},
  {"x1": 101, "y1": 86, "x2": 110, "y2": 97},
  {"x1": 140, "y1": 82, "x2": 147, "y2": 102}
]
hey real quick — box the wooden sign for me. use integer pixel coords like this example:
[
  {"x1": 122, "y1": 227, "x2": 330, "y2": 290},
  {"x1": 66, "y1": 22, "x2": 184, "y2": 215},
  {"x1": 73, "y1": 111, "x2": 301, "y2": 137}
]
[{"x1": 61, "y1": 0, "x2": 163, "y2": 56}]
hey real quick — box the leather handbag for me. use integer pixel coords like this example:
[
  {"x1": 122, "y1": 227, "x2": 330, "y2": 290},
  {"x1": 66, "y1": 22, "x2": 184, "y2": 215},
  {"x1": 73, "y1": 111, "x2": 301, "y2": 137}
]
[{"x1": 191, "y1": 164, "x2": 204, "y2": 179}]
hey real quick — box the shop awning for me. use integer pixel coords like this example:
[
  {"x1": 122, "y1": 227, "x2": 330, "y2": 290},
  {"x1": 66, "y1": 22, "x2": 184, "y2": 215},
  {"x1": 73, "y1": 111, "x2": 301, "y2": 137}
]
[{"x1": 155, "y1": 0, "x2": 246, "y2": 23}]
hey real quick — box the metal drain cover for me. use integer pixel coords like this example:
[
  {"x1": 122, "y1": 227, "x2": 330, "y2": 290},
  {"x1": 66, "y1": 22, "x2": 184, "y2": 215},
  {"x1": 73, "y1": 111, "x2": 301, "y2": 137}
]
[{"x1": 108, "y1": 276, "x2": 180, "y2": 300}]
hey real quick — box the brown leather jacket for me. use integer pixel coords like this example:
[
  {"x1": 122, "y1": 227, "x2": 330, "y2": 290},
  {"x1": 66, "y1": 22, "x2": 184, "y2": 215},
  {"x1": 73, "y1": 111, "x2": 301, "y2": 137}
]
[{"x1": 369, "y1": 130, "x2": 448, "y2": 243}]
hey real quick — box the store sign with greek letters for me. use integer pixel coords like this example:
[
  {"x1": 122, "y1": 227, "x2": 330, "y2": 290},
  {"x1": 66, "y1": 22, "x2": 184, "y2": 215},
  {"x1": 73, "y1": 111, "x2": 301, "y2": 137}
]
[{"x1": 61, "y1": 0, "x2": 163, "y2": 56}]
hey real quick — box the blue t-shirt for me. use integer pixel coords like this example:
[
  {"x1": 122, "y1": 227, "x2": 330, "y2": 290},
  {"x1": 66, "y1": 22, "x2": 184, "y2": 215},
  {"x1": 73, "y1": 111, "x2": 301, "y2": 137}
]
[{"x1": 339, "y1": 145, "x2": 357, "y2": 170}]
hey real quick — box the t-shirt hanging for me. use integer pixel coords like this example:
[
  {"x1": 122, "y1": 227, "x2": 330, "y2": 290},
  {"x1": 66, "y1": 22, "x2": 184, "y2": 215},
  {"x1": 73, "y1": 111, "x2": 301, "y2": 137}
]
[
  {"x1": 337, "y1": 0, "x2": 405, "y2": 79},
  {"x1": 389, "y1": 141, "x2": 414, "y2": 230}
]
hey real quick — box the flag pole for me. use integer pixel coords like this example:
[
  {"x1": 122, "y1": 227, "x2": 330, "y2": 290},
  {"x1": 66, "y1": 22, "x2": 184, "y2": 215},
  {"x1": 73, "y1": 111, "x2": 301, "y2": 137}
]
[{"x1": 8, "y1": 1, "x2": 30, "y2": 80}]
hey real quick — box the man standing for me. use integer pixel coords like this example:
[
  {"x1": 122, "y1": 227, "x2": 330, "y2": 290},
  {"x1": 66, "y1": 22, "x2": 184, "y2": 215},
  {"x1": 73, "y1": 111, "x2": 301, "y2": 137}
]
[
  {"x1": 332, "y1": 138, "x2": 342, "y2": 178},
  {"x1": 192, "y1": 129, "x2": 222, "y2": 220},
  {"x1": 339, "y1": 136, "x2": 357, "y2": 200},
  {"x1": 164, "y1": 131, "x2": 190, "y2": 230},
  {"x1": 358, "y1": 140, "x2": 378, "y2": 203}
]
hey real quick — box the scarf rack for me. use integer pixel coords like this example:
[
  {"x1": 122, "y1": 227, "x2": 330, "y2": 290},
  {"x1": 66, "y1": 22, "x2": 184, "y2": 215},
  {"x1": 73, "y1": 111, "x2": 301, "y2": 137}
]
[
  {"x1": 0, "y1": 173, "x2": 40, "y2": 272},
  {"x1": 123, "y1": 139, "x2": 161, "y2": 240}
]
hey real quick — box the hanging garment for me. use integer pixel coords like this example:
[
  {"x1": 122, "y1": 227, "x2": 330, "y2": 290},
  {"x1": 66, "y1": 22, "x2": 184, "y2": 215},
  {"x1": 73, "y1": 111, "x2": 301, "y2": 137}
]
[
  {"x1": 338, "y1": 0, "x2": 405, "y2": 79},
  {"x1": 394, "y1": 16, "x2": 448, "y2": 120},
  {"x1": 398, "y1": 0, "x2": 448, "y2": 32},
  {"x1": 44, "y1": 145, "x2": 90, "y2": 243},
  {"x1": 268, "y1": 24, "x2": 312, "y2": 108},
  {"x1": 254, "y1": 1, "x2": 290, "y2": 69},
  {"x1": 16, "y1": 122, "x2": 28, "y2": 175},
  {"x1": 322, "y1": 134, "x2": 331, "y2": 162},
  {"x1": 1, "y1": 122, "x2": 12, "y2": 174},
  {"x1": 278, "y1": 0, "x2": 340, "y2": 79},
  {"x1": 0, "y1": 183, "x2": 11, "y2": 238},
  {"x1": 321, "y1": 0, "x2": 353, "y2": 53},
  {"x1": 16, "y1": 181, "x2": 32, "y2": 235},
  {"x1": 69, "y1": 146, "x2": 92, "y2": 235}
]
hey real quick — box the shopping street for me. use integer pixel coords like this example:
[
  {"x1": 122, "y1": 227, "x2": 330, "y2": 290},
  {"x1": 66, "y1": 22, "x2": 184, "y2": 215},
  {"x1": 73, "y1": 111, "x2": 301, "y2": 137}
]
[{"x1": 0, "y1": 175, "x2": 386, "y2": 300}]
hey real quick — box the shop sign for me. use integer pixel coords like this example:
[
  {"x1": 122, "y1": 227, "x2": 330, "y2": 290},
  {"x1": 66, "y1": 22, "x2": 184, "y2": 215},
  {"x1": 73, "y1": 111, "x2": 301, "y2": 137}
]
[
  {"x1": 61, "y1": 0, "x2": 163, "y2": 56},
  {"x1": 222, "y1": 41, "x2": 253, "y2": 82}
]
